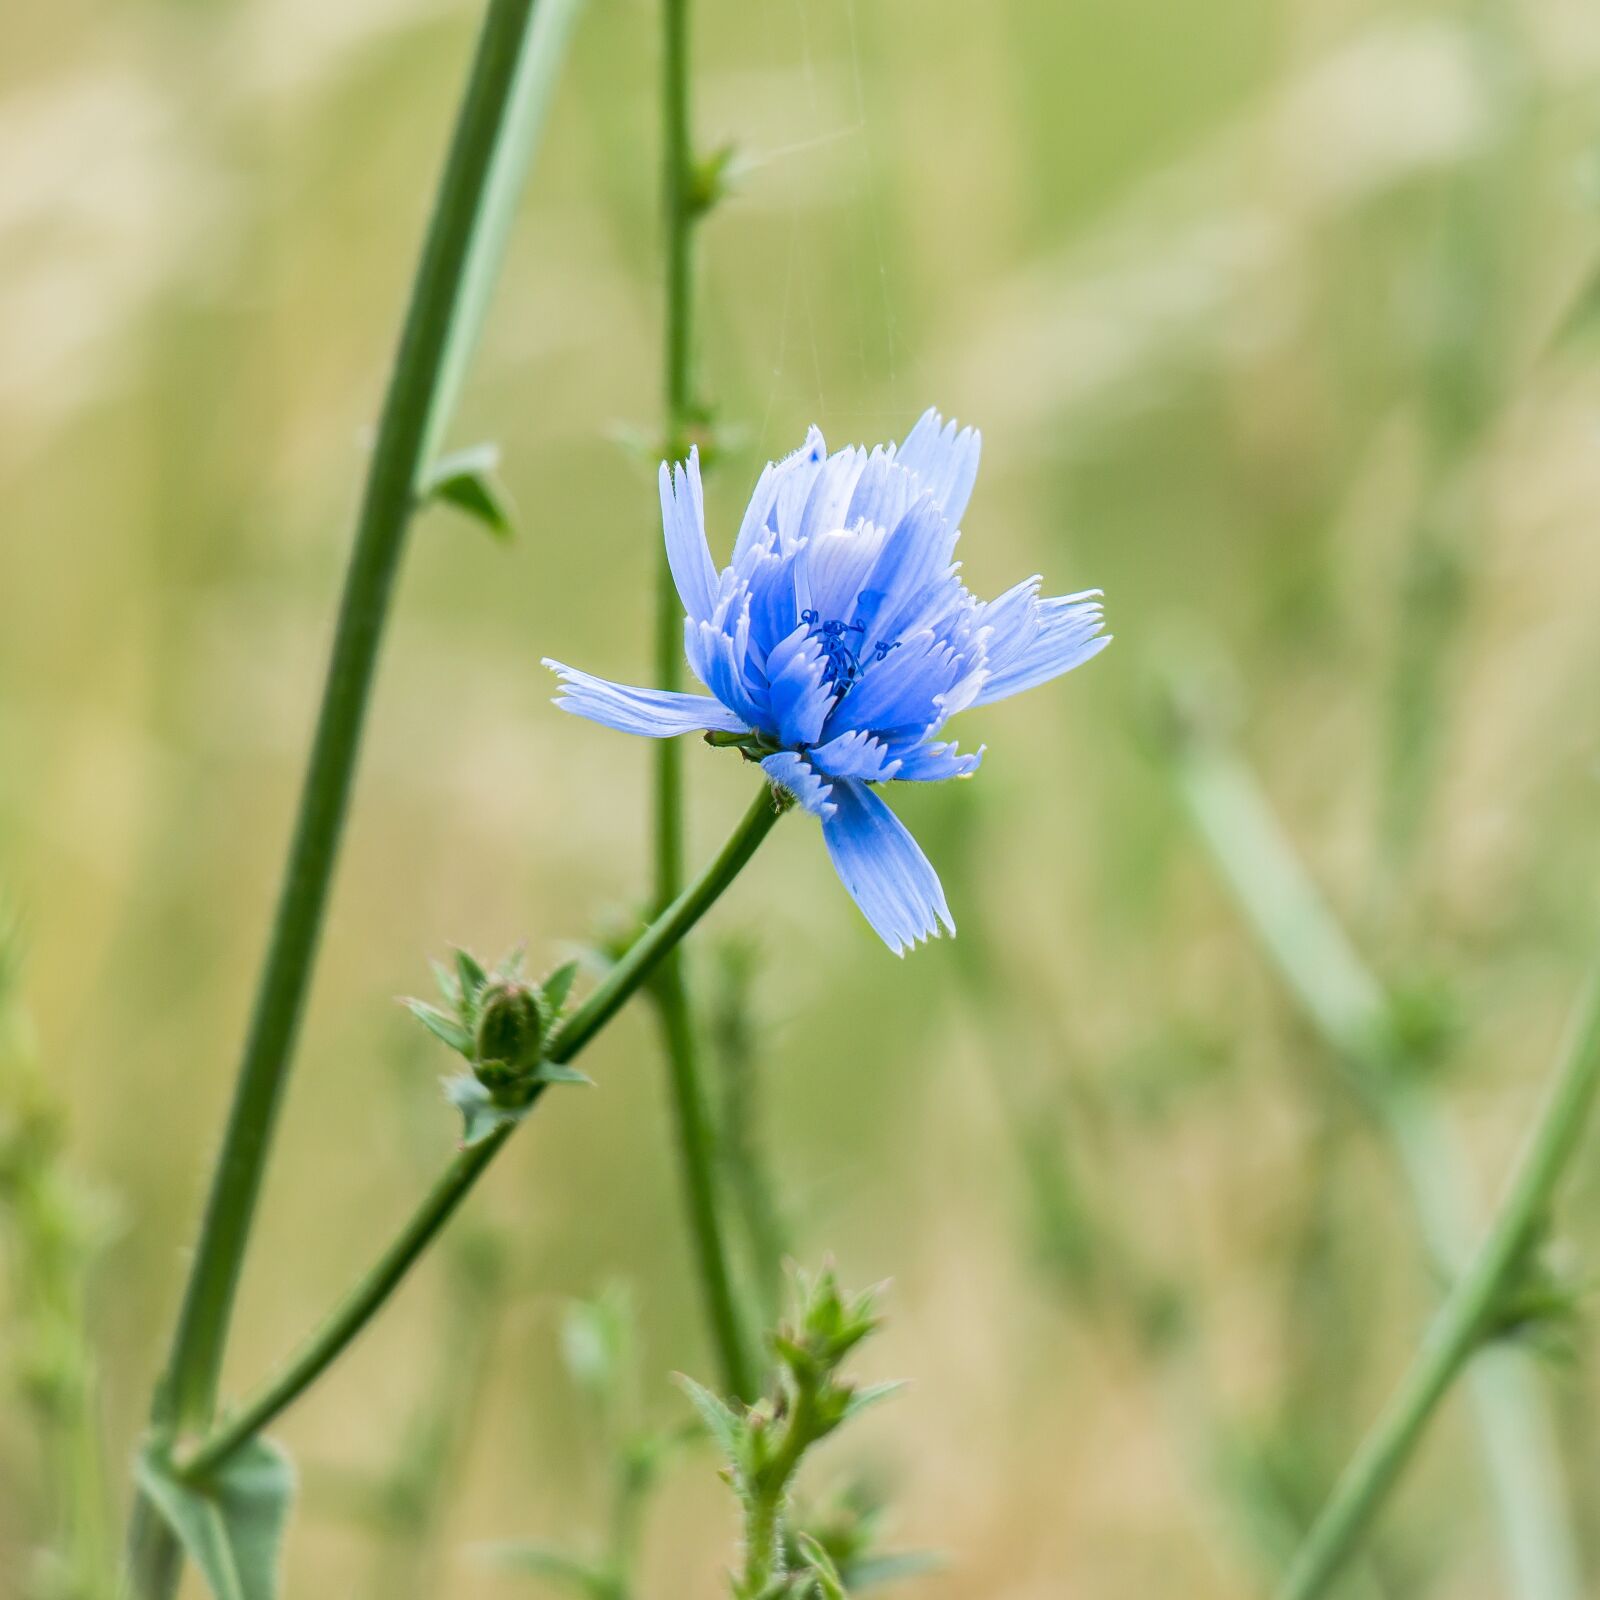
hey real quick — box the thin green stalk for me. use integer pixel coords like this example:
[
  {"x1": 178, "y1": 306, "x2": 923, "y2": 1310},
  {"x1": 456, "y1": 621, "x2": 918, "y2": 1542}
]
[
  {"x1": 652, "y1": 967, "x2": 757, "y2": 1399},
  {"x1": 422, "y1": 0, "x2": 589, "y2": 465},
  {"x1": 646, "y1": 0, "x2": 757, "y2": 1402},
  {"x1": 1374, "y1": 3, "x2": 1521, "y2": 900},
  {"x1": 549, "y1": 787, "x2": 785, "y2": 1061},
  {"x1": 736, "y1": 1378, "x2": 820, "y2": 1595},
  {"x1": 1172, "y1": 715, "x2": 1583, "y2": 1600},
  {"x1": 654, "y1": 0, "x2": 696, "y2": 911},
  {"x1": 1278, "y1": 965, "x2": 1600, "y2": 1600},
  {"x1": 174, "y1": 784, "x2": 786, "y2": 1482},
  {"x1": 709, "y1": 945, "x2": 791, "y2": 1329},
  {"x1": 126, "y1": 7, "x2": 585, "y2": 1587}
]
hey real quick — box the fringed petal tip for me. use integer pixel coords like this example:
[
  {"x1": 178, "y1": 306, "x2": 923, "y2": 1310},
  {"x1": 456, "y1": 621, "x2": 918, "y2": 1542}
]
[
  {"x1": 541, "y1": 660, "x2": 750, "y2": 739},
  {"x1": 895, "y1": 408, "x2": 982, "y2": 526},
  {"x1": 760, "y1": 751, "x2": 838, "y2": 820},
  {"x1": 820, "y1": 777, "x2": 954, "y2": 954},
  {"x1": 881, "y1": 738, "x2": 983, "y2": 783},
  {"x1": 970, "y1": 592, "x2": 1111, "y2": 709},
  {"x1": 658, "y1": 451, "x2": 717, "y2": 626}
]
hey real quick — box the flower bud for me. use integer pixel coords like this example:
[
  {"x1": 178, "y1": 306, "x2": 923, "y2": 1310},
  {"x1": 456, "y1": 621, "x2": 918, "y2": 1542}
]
[{"x1": 473, "y1": 977, "x2": 547, "y2": 1088}]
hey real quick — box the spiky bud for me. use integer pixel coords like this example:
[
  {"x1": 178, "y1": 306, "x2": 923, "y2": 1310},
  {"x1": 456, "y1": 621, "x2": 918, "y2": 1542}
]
[{"x1": 473, "y1": 978, "x2": 547, "y2": 1092}]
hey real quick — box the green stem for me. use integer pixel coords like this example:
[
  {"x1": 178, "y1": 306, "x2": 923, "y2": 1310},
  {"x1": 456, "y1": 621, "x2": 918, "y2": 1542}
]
[
  {"x1": 548, "y1": 787, "x2": 785, "y2": 1061},
  {"x1": 173, "y1": 784, "x2": 787, "y2": 1482},
  {"x1": 661, "y1": 0, "x2": 694, "y2": 455},
  {"x1": 743, "y1": 1492, "x2": 785, "y2": 1594},
  {"x1": 1277, "y1": 966, "x2": 1600, "y2": 1600},
  {"x1": 126, "y1": 5, "x2": 576, "y2": 1587},
  {"x1": 654, "y1": 0, "x2": 693, "y2": 906},
  {"x1": 653, "y1": 967, "x2": 758, "y2": 1399},
  {"x1": 646, "y1": 0, "x2": 757, "y2": 1402},
  {"x1": 739, "y1": 1392, "x2": 813, "y2": 1593},
  {"x1": 709, "y1": 948, "x2": 791, "y2": 1329},
  {"x1": 654, "y1": 0, "x2": 695, "y2": 911}
]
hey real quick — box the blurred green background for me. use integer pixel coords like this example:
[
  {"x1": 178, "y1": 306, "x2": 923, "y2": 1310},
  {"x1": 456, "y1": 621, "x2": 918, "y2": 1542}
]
[{"x1": 6, "y1": 0, "x2": 1600, "y2": 1594}]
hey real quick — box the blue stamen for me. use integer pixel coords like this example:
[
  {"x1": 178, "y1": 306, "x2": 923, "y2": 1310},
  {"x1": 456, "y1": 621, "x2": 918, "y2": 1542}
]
[{"x1": 801, "y1": 609, "x2": 899, "y2": 696}]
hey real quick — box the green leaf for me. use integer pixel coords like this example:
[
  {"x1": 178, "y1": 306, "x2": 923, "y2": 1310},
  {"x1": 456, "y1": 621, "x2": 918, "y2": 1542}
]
[
  {"x1": 841, "y1": 1381, "x2": 905, "y2": 1425},
  {"x1": 541, "y1": 960, "x2": 580, "y2": 1017},
  {"x1": 796, "y1": 1534, "x2": 848, "y2": 1599},
  {"x1": 455, "y1": 948, "x2": 491, "y2": 1005},
  {"x1": 535, "y1": 1060, "x2": 593, "y2": 1087},
  {"x1": 474, "y1": 1540, "x2": 612, "y2": 1596},
  {"x1": 429, "y1": 958, "x2": 460, "y2": 1007},
  {"x1": 419, "y1": 444, "x2": 515, "y2": 540},
  {"x1": 443, "y1": 1075, "x2": 531, "y2": 1147},
  {"x1": 688, "y1": 141, "x2": 745, "y2": 217},
  {"x1": 495, "y1": 944, "x2": 529, "y2": 980},
  {"x1": 419, "y1": 0, "x2": 589, "y2": 463},
  {"x1": 136, "y1": 1438, "x2": 294, "y2": 1600},
  {"x1": 404, "y1": 998, "x2": 473, "y2": 1056},
  {"x1": 675, "y1": 1373, "x2": 744, "y2": 1467}
]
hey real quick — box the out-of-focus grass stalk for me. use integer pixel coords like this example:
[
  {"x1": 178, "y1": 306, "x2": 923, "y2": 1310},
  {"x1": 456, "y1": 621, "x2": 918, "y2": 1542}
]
[
  {"x1": 0, "y1": 915, "x2": 114, "y2": 1600},
  {"x1": 172, "y1": 785, "x2": 786, "y2": 1482},
  {"x1": 653, "y1": 0, "x2": 697, "y2": 916},
  {"x1": 421, "y1": 0, "x2": 587, "y2": 465},
  {"x1": 1374, "y1": 8, "x2": 1521, "y2": 904},
  {"x1": 125, "y1": 4, "x2": 584, "y2": 1590},
  {"x1": 1277, "y1": 968, "x2": 1600, "y2": 1600},
  {"x1": 648, "y1": 0, "x2": 757, "y2": 1403},
  {"x1": 1172, "y1": 713, "x2": 1584, "y2": 1600},
  {"x1": 707, "y1": 941, "x2": 791, "y2": 1329}
]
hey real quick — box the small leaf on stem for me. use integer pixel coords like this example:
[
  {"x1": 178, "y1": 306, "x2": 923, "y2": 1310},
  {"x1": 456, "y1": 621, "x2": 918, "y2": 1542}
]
[
  {"x1": 135, "y1": 1437, "x2": 295, "y2": 1600},
  {"x1": 419, "y1": 443, "x2": 515, "y2": 540},
  {"x1": 541, "y1": 960, "x2": 581, "y2": 1017},
  {"x1": 403, "y1": 998, "x2": 474, "y2": 1056}
]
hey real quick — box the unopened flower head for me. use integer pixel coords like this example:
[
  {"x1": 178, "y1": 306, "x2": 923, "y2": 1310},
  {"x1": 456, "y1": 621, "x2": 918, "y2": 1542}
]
[{"x1": 545, "y1": 410, "x2": 1108, "y2": 952}]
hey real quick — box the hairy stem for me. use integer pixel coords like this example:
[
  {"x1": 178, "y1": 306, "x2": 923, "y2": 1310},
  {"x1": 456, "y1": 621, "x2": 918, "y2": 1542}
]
[
  {"x1": 647, "y1": 0, "x2": 758, "y2": 1402},
  {"x1": 126, "y1": 4, "x2": 577, "y2": 1589},
  {"x1": 1277, "y1": 966, "x2": 1600, "y2": 1600},
  {"x1": 739, "y1": 1395, "x2": 813, "y2": 1593},
  {"x1": 173, "y1": 785, "x2": 786, "y2": 1482}
]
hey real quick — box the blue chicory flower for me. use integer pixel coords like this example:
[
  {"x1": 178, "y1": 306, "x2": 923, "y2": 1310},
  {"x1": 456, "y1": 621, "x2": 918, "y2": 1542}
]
[{"x1": 545, "y1": 410, "x2": 1108, "y2": 953}]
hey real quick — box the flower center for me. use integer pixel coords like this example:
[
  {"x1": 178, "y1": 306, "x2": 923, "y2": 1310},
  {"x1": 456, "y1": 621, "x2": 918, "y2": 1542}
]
[{"x1": 800, "y1": 609, "x2": 900, "y2": 698}]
